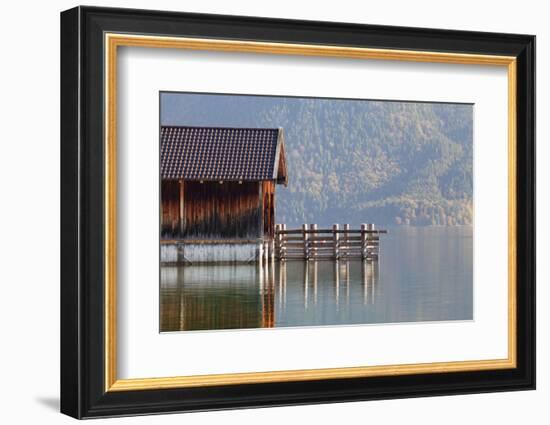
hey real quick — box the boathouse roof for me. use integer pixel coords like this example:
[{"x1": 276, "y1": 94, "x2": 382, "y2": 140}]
[{"x1": 160, "y1": 126, "x2": 287, "y2": 185}]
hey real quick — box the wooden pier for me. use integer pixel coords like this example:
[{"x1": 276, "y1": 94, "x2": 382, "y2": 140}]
[{"x1": 274, "y1": 224, "x2": 387, "y2": 261}]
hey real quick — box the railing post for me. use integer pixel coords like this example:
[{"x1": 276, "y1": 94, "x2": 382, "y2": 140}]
[
  {"x1": 258, "y1": 240, "x2": 263, "y2": 268},
  {"x1": 367, "y1": 223, "x2": 375, "y2": 258},
  {"x1": 361, "y1": 223, "x2": 367, "y2": 260},
  {"x1": 281, "y1": 224, "x2": 287, "y2": 260},
  {"x1": 333, "y1": 223, "x2": 339, "y2": 260},
  {"x1": 344, "y1": 224, "x2": 350, "y2": 259},
  {"x1": 275, "y1": 224, "x2": 281, "y2": 260},
  {"x1": 310, "y1": 224, "x2": 317, "y2": 259},
  {"x1": 302, "y1": 223, "x2": 309, "y2": 260},
  {"x1": 265, "y1": 225, "x2": 384, "y2": 262}
]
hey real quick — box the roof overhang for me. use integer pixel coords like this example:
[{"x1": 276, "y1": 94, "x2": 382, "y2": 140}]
[{"x1": 273, "y1": 128, "x2": 288, "y2": 186}]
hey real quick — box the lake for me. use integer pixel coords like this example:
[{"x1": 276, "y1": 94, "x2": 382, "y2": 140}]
[{"x1": 160, "y1": 226, "x2": 473, "y2": 332}]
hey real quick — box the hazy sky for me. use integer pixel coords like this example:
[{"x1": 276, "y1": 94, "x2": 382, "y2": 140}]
[{"x1": 161, "y1": 91, "x2": 472, "y2": 128}]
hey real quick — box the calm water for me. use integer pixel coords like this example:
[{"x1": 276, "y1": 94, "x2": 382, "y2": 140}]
[{"x1": 160, "y1": 226, "x2": 473, "y2": 332}]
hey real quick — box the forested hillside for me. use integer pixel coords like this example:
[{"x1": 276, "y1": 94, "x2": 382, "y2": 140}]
[{"x1": 162, "y1": 93, "x2": 473, "y2": 226}]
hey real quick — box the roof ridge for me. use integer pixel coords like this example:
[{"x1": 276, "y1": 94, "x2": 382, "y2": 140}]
[{"x1": 161, "y1": 125, "x2": 280, "y2": 132}]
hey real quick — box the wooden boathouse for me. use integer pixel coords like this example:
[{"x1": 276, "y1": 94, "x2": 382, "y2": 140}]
[{"x1": 160, "y1": 126, "x2": 288, "y2": 263}]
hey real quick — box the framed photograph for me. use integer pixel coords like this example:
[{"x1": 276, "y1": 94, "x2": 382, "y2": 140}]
[{"x1": 60, "y1": 6, "x2": 535, "y2": 419}]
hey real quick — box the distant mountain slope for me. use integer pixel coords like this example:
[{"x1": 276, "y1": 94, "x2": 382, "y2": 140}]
[{"x1": 161, "y1": 93, "x2": 473, "y2": 226}]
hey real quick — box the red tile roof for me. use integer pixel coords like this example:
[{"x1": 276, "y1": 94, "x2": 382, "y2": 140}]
[{"x1": 161, "y1": 126, "x2": 287, "y2": 184}]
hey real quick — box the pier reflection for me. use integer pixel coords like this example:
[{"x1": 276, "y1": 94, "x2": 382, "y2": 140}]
[{"x1": 160, "y1": 260, "x2": 379, "y2": 332}]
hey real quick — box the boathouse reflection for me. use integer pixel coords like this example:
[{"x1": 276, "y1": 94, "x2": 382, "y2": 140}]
[{"x1": 160, "y1": 260, "x2": 379, "y2": 332}]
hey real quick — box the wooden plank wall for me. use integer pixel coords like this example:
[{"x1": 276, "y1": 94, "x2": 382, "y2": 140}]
[
  {"x1": 161, "y1": 180, "x2": 180, "y2": 237},
  {"x1": 161, "y1": 180, "x2": 263, "y2": 240},
  {"x1": 262, "y1": 181, "x2": 275, "y2": 238}
]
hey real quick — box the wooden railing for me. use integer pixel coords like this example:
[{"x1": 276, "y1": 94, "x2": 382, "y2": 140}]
[{"x1": 274, "y1": 224, "x2": 387, "y2": 261}]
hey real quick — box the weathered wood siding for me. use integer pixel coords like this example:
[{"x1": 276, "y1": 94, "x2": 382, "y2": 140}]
[
  {"x1": 262, "y1": 181, "x2": 275, "y2": 238},
  {"x1": 161, "y1": 180, "x2": 180, "y2": 237},
  {"x1": 161, "y1": 180, "x2": 263, "y2": 240}
]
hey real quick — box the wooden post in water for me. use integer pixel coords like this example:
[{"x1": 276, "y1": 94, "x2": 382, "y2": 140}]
[
  {"x1": 310, "y1": 224, "x2": 317, "y2": 259},
  {"x1": 333, "y1": 223, "x2": 340, "y2": 260},
  {"x1": 269, "y1": 223, "x2": 384, "y2": 261},
  {"x1": 302, "y1": 223, "x2": 309, "y2": 260},
  {"x1": 344, "y1": 224, "x2": 350, "y2": 259},
  {"x1": 361, "y1": 223, "x2": 367, "y2": 260},
  {"x1": 367, "y1": 223, "x2": 375, "y2": 258},
  {"x1": 275, "y1": 224, "x2": 280, "y2": 259},
  {"x1": 281, "y1": 224, "x2": 287, "y2": 260}
]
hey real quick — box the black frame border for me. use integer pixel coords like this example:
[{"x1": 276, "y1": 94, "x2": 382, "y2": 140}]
[{"x1": 60, "y1": 6, "x2": 535, "y2": 419}]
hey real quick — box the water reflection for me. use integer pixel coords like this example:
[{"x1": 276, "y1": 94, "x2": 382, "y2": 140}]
[
  {"x1": 160, "y1": 226, "x2": 473, "y2": 332},
  {"x1": 160, "y1": 260, "x2": 379, "y2": 332}
]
